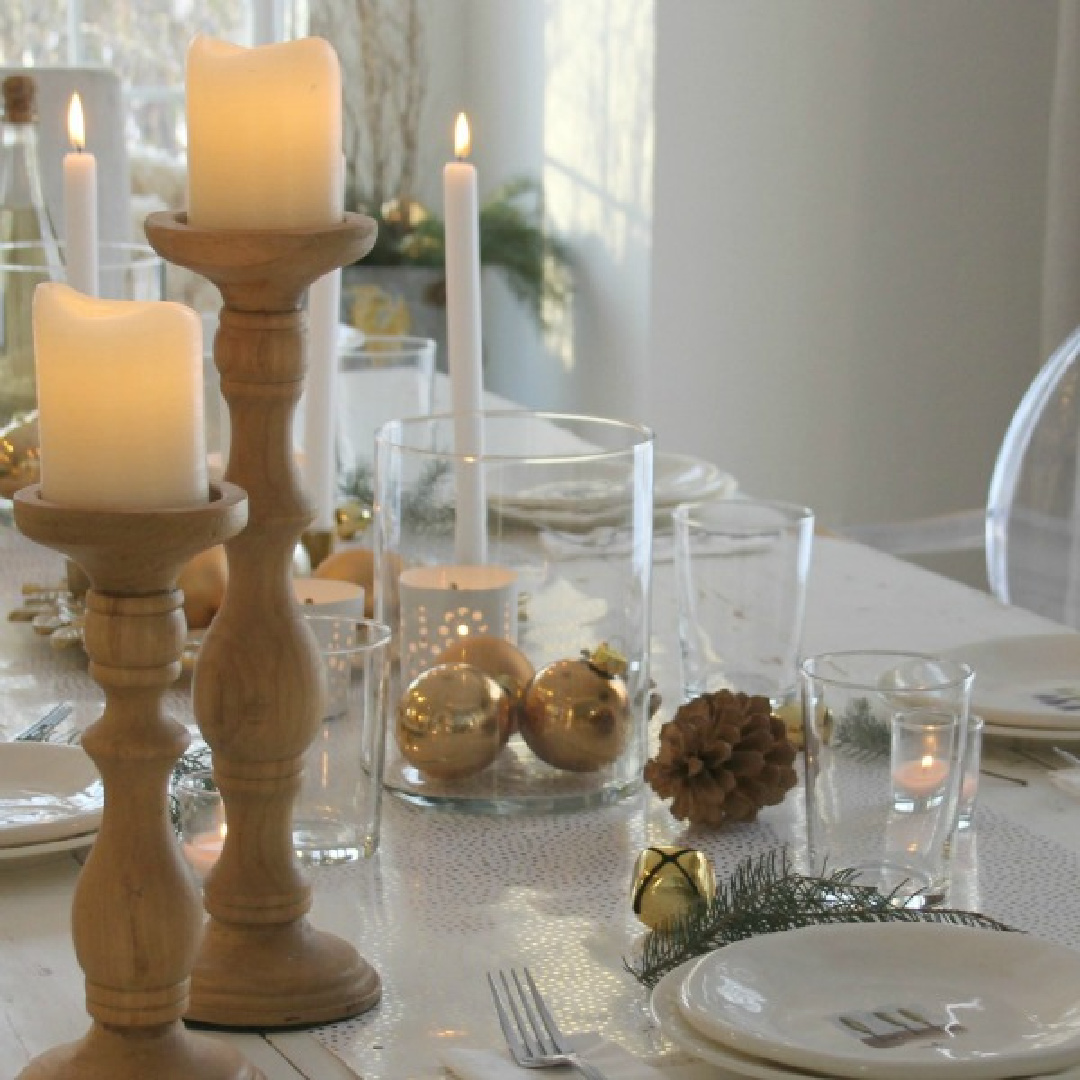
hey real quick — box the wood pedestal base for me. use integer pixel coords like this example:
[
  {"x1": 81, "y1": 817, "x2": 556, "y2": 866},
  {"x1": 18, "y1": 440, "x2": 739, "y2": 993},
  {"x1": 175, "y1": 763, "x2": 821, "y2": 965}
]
[
  {"x1": 187, "y1": 920, "x2": 381, "y2": 1028},
  {"x1": 18, "y1": 1024, "x2": 259, "y2": 1080}
]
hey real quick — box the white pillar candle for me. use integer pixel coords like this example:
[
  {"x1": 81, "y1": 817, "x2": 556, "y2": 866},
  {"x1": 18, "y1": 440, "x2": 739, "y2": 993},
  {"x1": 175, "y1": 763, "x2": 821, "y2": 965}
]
[
  {"x1": 33, "y1": 283, "x2": 209, "y2": 509},
  {"x1": 303, "y1": 157, "x2": 345, "y2": 532},
  {"x1": 62, "y1": 93, "x2": 98, "y2": 297},
  {"x1": 185, "y1": 35, "x2": 343, "y2": 230},
  {"x1": 443, "y1": 113, "x2": 486, "y2": 564}
]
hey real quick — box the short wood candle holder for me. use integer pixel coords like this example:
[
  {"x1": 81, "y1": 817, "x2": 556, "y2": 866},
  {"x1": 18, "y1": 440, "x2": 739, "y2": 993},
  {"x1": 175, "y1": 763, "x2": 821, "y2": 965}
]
[
  {"x1": 144, "y1": 210, "x2": 380, "y2": 1028},
  {"x1": 12, "y1": 483, "x2": 254, "y2": 1080}
]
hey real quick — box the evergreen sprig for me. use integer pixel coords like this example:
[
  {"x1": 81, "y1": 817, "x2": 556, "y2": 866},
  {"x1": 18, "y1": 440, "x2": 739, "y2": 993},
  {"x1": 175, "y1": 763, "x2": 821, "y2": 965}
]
[
  {"x1": 833, "y1": 696, "x2": 891, "y2": 758},
  {"x1": 625, "y1": 848, "x2": 1014, "y2": 989}
]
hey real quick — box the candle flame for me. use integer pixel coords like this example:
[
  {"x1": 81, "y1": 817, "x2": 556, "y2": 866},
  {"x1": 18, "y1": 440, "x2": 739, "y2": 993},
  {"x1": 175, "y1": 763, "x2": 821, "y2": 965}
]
[
  {"x1": 920, "y1": 754, "x2": 934, "y2": 770},
  {"x1": 454, "y1": 112, "x2": 471, "y2": 159},
  {"x1": 67, "y1": 93, "x2": 86, "y2": 151},
  {"x1": 219, "y1": 822, "x2": 228, "y2": 842}
]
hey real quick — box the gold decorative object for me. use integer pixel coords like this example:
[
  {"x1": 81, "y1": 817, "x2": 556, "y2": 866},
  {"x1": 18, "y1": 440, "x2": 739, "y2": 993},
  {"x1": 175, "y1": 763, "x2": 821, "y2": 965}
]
[
  {"x1": 12, "y1": 482, "x2": 254, "y2": 1080},
  {"x1": 519, "y1": 652, "x2": 631, "y2": 773},
  {"x1": 314, "y1": 545, "x2": 376, "y2": 617},
  {"x1": 632, "y1": 845, "x2": 717, "y2": 931},
  {"x1": 145, "y1": 209, "x2": 380, "y2": 1029},
  {"x1": 0, "y1": 412, "x2": 40, "y2": 499},
  {"x1": 644, "y1": 690, "x2": 799, "y2": 828},
  {"x1": 436, "y1": 633, "x2": 534, "y2": 740},
  {"x1": 396, "y1": 662, "x2": 510, "y2": 780}
]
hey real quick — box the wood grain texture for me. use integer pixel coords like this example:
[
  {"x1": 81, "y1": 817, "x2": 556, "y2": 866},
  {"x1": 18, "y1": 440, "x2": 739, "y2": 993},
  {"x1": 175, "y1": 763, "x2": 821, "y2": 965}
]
[
  {"x1": 144, "y1": 211, "x2": 382, "y2": 1028},
  {"x1": 12, "y1": 483, "x2": 256, "y2": 1080}
]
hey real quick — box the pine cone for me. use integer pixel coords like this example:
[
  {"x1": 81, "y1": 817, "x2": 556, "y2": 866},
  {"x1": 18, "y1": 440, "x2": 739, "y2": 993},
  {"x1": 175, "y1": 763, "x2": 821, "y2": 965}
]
[{"x1": 644, "y1": 690, "x2": 799, "y2": 827}]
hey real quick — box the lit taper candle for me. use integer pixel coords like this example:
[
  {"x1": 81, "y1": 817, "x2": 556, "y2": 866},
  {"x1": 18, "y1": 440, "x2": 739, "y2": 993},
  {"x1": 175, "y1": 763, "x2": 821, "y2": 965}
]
[
  {"x1": 443, "y1": 112, "x2": 486, "y2": 564},
  {"x1": 63, "y1": 93, "x2": 98, "y2": 296}
]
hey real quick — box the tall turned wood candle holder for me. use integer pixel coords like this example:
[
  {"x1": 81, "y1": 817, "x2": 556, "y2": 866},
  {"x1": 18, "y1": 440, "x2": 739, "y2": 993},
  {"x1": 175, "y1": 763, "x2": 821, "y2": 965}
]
[
  {"x1": 12, "y1": 483, "x2": 254, "y2": 1080},
  {"x1": 144, "y1": 210, "x2": 380, "y2": 1028}
]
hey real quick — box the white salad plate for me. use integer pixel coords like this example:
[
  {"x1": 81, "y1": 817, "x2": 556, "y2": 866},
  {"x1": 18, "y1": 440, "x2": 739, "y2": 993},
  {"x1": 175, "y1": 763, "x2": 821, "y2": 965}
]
[
  {"x1": 941, "y1": 635, "x2": 1080, "y2": 731},
  {"x1": 676, "y1": 923, "x2": 1080, "y2": 1080},
  {"x1": 652, "y1": 961, "x2": 833, "y2": 1079},
  {"x1": 0, "y1": 829, "x2": 96, "y2": 867},
  {"x1": 493, "y1": 452, "x2": 737, "y2": 528},
  {"x1": 0, "y1": 742, "x2": 103, "y2": 847}
]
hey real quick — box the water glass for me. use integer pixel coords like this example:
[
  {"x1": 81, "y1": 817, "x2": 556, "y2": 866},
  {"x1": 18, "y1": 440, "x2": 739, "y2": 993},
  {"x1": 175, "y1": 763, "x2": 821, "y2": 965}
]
[
  {"x1": 673, "y1": 498, "x2": 814, "y2": 706},
  {"x1": 336, "y1": 334, "x2": 435, "y2": 496},
  {"x1": 175, "y1": 769, "x2": 226, "y2": 883},
  {"x1": 801, "y1": 650, "x2": 974, "y2": 906},
  {"x1": 294, "y1": 615, "x2": 391, "y2": 864},
  {"x1": 957, "y1": 714, "x2": 985, "y2": 830}
]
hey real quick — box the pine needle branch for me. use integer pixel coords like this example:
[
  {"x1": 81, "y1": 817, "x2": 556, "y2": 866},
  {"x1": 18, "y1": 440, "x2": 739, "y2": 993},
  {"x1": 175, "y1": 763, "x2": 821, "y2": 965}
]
[{"x1": 625, "y1": 848, "x2": 1014, "y2": 989}]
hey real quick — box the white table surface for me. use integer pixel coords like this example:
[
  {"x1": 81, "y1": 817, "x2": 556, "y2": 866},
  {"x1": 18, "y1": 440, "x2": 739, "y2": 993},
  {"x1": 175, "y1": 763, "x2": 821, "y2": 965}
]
[{"x1": 1, "y1": 529, "x2": 1078, "y2": 1079}]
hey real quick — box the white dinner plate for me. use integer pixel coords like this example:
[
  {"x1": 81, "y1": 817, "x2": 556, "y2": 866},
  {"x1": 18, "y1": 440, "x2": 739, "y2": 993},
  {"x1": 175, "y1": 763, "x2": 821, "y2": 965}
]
[
  {"x1": 984, "y1": 722, "x2": 1080, "y2": 742},
  {"x1": 0, "y1": 742, "x2": 103, "y2": 847},
  {"x1": 651, "y1": 961, "x2": 834, "y2": 1079},
  {"x1": 0, "y1": 829, "x2": 96, "y2": 867},
  {"x1": 492, "y1": 452, "x2": 737, "y2": 528},
  {"x1": 677, "y1": 923, "x2": 1080, "y2": 1080},
  {"x1": 941, "y1": 635, "x2": 1080, "y2": 731}
]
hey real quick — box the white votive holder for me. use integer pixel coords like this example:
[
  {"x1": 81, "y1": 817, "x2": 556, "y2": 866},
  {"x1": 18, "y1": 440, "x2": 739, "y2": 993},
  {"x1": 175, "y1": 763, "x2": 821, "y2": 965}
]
[{"x1": 398, "y1": 563, "x2": 518, "y2": 688}]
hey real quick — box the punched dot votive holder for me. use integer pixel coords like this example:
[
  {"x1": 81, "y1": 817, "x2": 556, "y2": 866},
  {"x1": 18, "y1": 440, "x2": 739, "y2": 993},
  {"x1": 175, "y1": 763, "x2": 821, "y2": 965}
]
[{"x1": 398, "y1": 564, "x2": 518, "y2": 687}]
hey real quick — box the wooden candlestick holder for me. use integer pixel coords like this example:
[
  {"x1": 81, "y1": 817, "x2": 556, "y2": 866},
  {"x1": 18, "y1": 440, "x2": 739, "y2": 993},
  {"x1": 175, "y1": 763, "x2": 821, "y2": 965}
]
[
  {"x1": 144, "y1": 210, "x2": 380, "y2": 1028},
  {"x1": 12, "y1": 483, "x2": 254, "y2": 1080}
]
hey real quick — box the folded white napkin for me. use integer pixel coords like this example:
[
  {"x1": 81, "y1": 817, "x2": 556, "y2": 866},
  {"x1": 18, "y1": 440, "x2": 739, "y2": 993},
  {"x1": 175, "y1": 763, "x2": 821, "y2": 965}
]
[{"x1": 440, "y1": 1033, "x2": 722, "y2": 1080}]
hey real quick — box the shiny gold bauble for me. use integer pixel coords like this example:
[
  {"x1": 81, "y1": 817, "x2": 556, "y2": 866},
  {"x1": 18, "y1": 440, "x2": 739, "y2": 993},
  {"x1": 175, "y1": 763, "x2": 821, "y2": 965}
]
[
  {"x1": 436, "y1": 635, "x2": 534, "y2": 743},
  {"x1": 631, "y1": 845, "x2": 717, "y2": 930},
  {"x1": 519, "y1": 657, "x2": 631, "y2": 772},
  {"x1": 396, "y1": 662, "x2": 510, "y2": 780}
]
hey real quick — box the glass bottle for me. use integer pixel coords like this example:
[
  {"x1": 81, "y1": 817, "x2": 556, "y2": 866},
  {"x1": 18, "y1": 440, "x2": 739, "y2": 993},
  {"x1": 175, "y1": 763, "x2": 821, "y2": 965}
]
[{"x1": 0, "y1": 74, "x2": 61, "y2": 499}]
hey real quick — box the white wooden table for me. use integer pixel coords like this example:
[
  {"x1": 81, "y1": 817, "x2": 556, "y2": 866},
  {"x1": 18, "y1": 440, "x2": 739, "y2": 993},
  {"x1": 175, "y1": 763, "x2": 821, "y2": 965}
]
[{"x1": 2, "y1": 531, "x2": 1079, "y2": 1079}]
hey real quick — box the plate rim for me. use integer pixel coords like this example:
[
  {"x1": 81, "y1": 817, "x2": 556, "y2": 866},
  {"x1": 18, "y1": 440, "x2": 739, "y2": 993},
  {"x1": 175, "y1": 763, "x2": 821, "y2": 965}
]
[
  {"x1": 676, "y1": 922, "x2": 1080, "y2": 1080},
  {"x1": 0, "y1": 741, "x2": 103, "y2": 847},
  {"x1": 941, "y1": 634, "x2": 1080, "y2": 730}
]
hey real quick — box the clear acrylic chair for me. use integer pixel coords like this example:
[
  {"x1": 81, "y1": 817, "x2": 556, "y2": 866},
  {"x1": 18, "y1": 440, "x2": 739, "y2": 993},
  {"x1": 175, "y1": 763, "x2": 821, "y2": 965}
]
[{"x1": 845, "y1": 326, "x2": 1080, "y2": 629}]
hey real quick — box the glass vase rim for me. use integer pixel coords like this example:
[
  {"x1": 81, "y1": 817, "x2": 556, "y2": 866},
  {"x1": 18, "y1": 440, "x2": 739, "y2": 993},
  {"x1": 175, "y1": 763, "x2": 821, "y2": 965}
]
[
  {"x1": 303, "y1": 614, "x2": 392, "y2": 657},
  {"x1": 673, "y1": 495, "x2": 814, "y2": 527},
  {"x1": 801, "y1": 649, "x2": 974, "y2": 694},
  {"x1": 0, "y1": 239, "x2": 162, "y2": 271},
  {"x1": 376, "y1": 409, "x2": 655, "y2": 464}
]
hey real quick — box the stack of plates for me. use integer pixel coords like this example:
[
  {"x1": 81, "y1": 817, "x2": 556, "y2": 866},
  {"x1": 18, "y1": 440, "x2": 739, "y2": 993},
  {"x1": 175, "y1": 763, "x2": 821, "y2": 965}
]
[
  {"x1": 941, "y1": 635, "x2": 1080, "y2": 740},
  {"x1": 493, "y1": 451, "x2": 736, "y2": 529},
  {"x1": 651, "y1": 923, "x2": 1080, "y2": 1079},
  {"x1": 0, "y1": 742, "x2": 102, "y2": 865}
]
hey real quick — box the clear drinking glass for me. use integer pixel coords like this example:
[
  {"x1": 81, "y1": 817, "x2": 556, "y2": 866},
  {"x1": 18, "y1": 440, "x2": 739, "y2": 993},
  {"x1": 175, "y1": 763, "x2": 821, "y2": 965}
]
[
  {"x1": 336, "y1": 334, "x2": 435, "y2": 500},
  {"x1": 673, "y1": 498, "x2": 814, "y2": 707},
  {"x1": 375, "y1": 410, "x2": 654, "y2": 813},
  {"x1": 801, "y1": 650, "x2": 974, "y2": 906}
]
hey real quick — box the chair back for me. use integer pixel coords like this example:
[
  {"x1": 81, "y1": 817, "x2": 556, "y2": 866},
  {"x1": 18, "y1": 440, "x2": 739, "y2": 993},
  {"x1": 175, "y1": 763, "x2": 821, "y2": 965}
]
[{"x1": 987, "y1": 325, "x2": 1080, "y2": 627}]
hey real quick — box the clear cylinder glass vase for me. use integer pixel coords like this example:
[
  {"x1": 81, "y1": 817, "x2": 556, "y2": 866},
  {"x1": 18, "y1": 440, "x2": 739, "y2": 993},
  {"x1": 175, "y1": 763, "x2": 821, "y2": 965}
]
[{"x1": 374, "y1": 410, "x2": 654, "y2": 813}]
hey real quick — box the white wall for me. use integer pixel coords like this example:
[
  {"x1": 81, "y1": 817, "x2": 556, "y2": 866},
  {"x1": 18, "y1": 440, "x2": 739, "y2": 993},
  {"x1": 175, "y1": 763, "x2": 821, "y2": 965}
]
[{"x1": 648, "y1": 1, "x2": 1059, "y2": 530}]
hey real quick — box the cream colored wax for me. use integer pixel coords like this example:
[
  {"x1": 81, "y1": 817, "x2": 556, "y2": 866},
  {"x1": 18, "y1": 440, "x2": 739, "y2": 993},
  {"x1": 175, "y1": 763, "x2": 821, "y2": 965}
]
[{"x1": 33, "y1": 283, "x2": 209, "y2": 509}]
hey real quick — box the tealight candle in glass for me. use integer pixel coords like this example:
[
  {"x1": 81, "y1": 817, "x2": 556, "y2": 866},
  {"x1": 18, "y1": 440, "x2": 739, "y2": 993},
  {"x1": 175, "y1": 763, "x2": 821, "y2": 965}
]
[
  {"x1": 891, "y1": 709, "x2": 962, "y2": 813},
  {"x1": 175, "y1": 768, "x2": 225, "y2": 882}
]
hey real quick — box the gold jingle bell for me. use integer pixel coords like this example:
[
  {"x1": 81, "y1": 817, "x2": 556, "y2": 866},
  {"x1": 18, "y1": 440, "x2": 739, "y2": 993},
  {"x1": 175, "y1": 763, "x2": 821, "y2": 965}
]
[
  {"x1": 396, "y1": 662, "x2": 510, "y2": 780},
  {"x1": 632, "y1": 845, "x2": 717, "y2": 930}
]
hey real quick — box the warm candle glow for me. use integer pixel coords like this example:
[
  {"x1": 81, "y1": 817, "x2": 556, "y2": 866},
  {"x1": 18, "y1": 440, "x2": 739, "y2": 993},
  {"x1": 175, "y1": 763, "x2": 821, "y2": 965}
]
[
  {"x1": 920, "y1": 754, "x2": 934, "y2": 771},
  {"x1": 454, "y1": 112, "x2": 471, "y2": 159},
  {"x1": 67, "y1": 93, "x2": 86, "y2": 151}
]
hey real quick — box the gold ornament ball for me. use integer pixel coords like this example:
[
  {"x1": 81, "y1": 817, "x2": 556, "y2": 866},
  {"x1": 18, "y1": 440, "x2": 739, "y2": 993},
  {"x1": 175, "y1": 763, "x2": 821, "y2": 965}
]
[
  {"x1": 520, "y1": 657, "x2": 631, "y2": 772},
  {"x1": 396, "y1": 662, "x2": 510, "y2": 780},
  {"x1": 436, "y1": 634, "x2": 534, "y2": 743},
  {"x1": 631, "y1": 845, "x2": 717, "y2": 930}
]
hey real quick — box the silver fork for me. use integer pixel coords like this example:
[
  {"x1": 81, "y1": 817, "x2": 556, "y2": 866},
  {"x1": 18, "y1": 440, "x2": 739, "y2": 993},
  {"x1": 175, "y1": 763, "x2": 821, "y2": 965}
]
[{"x1": 487, "y1": 968, "x2": 608, "y2": 1080}]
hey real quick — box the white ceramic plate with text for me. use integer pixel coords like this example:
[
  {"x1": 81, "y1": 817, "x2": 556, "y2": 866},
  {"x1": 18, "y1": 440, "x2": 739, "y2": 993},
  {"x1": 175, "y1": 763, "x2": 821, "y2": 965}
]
[
  {"x1": 941, "y1": 635, "x2": 1080, "y2": 730},
  {"x1": 677, "y1": 923, "x2": 1080, "y2": 1080},
  {"x1": 0, "y1": 742, "x2": 103, "y2": 847}
]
